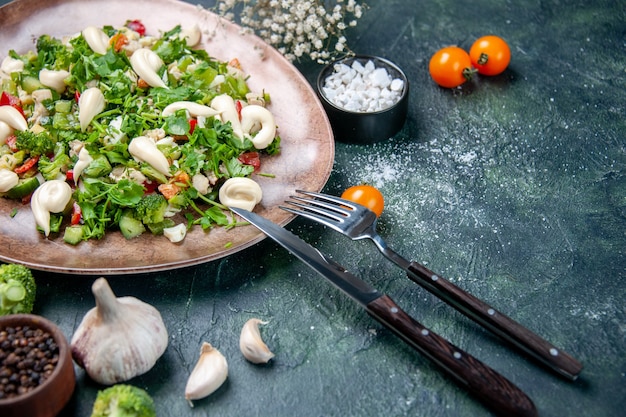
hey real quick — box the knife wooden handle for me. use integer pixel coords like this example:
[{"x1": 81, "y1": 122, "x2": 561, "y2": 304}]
[
  {"x1": 406, "y1": 262, "x2": 583, "y2": 380},
  {"x1": 366, "y1": 294, "x2": 538, "y2": 417}
]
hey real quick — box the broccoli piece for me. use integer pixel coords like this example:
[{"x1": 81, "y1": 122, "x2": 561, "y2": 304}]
[
  {"x1": 36, "y1": 34, "x2": 74, "y2": 71},
  {"x1": 38, "y1": 141, "x2": 71, "y2": 181},
  {"x1": 135, "y1": 193, "x2": 168, "y2": 225},
  {"x1": 90, "y1": 384, "x2": 156, "y2": 417},
  {"x1": 0, "y1": 263, "x2": 36, "y2": 316},
  {"x1": 14, "y1": 130, "x2": 55, "y2": 156}
]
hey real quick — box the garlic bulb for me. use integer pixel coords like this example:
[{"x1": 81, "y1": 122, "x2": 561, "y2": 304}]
[
  {"x1": 31, "y1": 179, "x2": 73, "y2": 236},
  {"x1": 185, "y1": 342, "x2": 228, "y2": 406},
  {"x1": 219, "y1": 177, "x2": 263, "y2": 211},
  {"x1": 70, "y1": 277, "x2": 169, "y2": 385},
  {"x1": 130, "y1": 48, "x2": 167, "y2": 88},
  {"x1": 78, "y1": 87, "x2": 105, "y2": 131},
  {"x1": 239, "y1": 318, "x2": 275, "y2": 364},
  {"x1": 128, "y1": 135, "x2": 171, "y2": 176}
]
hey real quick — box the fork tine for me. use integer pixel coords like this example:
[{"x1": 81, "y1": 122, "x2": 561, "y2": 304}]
[
  {"x1": 285, "y1": 197, "x2": 346, "y2": 223},
  {"x1": 287, "y1": 195, "x2": 352, "y2": 219},
  {"x1": 294, "y1": 190, "x2": 360, "y2": 211},
  {"x1": 280, "y1": 203, "x2": 345, "y2": 232}
]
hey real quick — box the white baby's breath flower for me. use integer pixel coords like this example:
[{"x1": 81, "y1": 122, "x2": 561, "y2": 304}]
[{"x1": 214, "y1": 0, "x2": 366, "y2": 63}]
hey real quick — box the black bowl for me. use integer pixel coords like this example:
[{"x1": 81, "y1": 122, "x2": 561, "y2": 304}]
[{"x1": 317, "y1": 55, "x2": 409, "y2": 144}]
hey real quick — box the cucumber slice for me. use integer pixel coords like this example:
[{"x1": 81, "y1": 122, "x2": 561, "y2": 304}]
[
  {"x1": 119, "y1": 211, "x2": 145, "y2": 239},
  {"x1": 63, "y1": 225, "x2": 85, "y2": 245},
  {"x1": 5, "y1": 176, "x2": 40, "y2": 199},
  {"x1": 21, "y1": 76, "x2": 45, "y2": 94},
  {"x1": 54, "y1": 100, "x2": 73, "y2": 113}
]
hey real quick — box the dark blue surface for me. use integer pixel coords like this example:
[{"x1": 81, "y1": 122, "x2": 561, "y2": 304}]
[{"x1": 2, "y1": 0, "x2": 624, "y2": 416}]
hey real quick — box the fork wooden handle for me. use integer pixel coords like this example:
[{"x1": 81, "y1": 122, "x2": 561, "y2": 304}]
[
  {"x1": 366, "y1": 294, "x2": 538, "y2": 417},
  {"x1": 407, "y1": 262, "x2": 583, "y2": 380}
]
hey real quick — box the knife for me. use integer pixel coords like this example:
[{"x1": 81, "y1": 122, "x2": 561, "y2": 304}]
[{"x1": 231, "y1": 208, "x2": 538, "y2": 417}]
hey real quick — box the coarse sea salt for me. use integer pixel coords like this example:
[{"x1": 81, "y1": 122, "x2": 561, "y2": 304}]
[{"x1": 322, "y1": 59, "x2": 405, "y2": 113}]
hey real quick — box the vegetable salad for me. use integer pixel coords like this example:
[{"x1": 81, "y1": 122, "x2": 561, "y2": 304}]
[{"x1": 0, "y1": 21, "x2": 280, "y2": 244}]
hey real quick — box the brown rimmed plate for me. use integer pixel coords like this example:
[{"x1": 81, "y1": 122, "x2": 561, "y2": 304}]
[{"x1": 0, "y1": 0, "x2": 334, "y2": 274}]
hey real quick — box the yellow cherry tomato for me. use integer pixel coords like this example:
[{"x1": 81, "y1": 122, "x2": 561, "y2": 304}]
[
  {"x1": 429, "y1": 46, "x2": 474, "y2": 88},
  {"x1": 469, "y1": 35, "x2": 511, "y2": 76},
  {"x1": 341, "y1": 185, "x2": 385, "y2": 217}
]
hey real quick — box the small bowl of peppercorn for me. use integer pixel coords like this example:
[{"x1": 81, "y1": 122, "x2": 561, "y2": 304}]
[
  {"x1": 317, "y1": 54, "x2": 409, "y2": 144},
  {"x1": 0, "y1": 314, "x2": 75, "y2": 417}
]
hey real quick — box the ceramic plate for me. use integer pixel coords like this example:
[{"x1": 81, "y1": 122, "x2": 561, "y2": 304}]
[{"x1": 0, "y1": 0, "x2": 334, "y2": 274}]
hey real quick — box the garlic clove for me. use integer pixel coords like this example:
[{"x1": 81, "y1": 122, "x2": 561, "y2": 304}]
[
  {"x1": 72, "y1": 146, "x2": 93, "y2": 183},
  {"x1": 128, "y1": 135, "x2": 171, "y2": 176},
  {"x1": 185, "y1": 342, "x2": 228, "y2": 406},
  {"x1": 0, "y1": 121, "x2": 12, "y2": 145},
  {"x1": 0, "y1": 105, "x2": 27, "y2": 131},
  {"x1": 162, "y1": 101, "x2": 219, "y2": 118},
  {"x1": 70, "y1": 277, "x2": 169, "y2": 385},
  {"x1": 239, "y1": 318, "x2": 275, "y2": 364},
  {"x1": 130, "y1": 48, "x2": 167, "y2": 89},
  {"x1": 39, "y1": 69, "x2": 71, "y2": 93},
  {"x1": 82, "y1": 26, "x2": 110, "y2": 55},
  {"x1": 0, "y1": 168, "x2": 19, "y2": 193},
  {"x1": 240, "y1": 105, "x2": 277, "y2": 150},
  {"x1": 30, "y1": 179, "x2": 73, "y2": 236},
  {"x1": 1, "y1": 56, "x2": 24, "y2": 74},
  {"x1": 179, "y1": 24, "x2": 202, "y2": 47},
  {"x1": 78, "y1": 87, "x2": 106, "y2": 131},
  {"x1": 163, "y1": 223, "x2": 187, "y2": 243},
  {"x1": 219, "y1": 177, "x2": 263, "y2": 211},
  {"x1": 210, "y1": 94, "x2": 244, "y2": 140}
]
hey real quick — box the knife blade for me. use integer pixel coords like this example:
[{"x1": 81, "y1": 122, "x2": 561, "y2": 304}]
[{"x1": 231, "y1": 207, "x2": 538, "y2": 417}]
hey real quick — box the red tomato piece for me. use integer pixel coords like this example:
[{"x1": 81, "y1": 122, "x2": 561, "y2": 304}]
[
  {"x1": 0, "y1": 91, "x2": 26, "y2": 118},
  {"x1": 5, "y1": 135, "x2": 18, "y2": 152},
  {"x1": 143, "y1": 180, "x2": 159, "y2": 195},
  {"x1": 238, "y1": 151, "x2": 261, "y2": 172},
  {"x1": 189, "y1": 118, "x2": 197, "y2": 134},
  {"x1": 70, "y1": 202, "x2": 82, "y2": 225},
  {"x1": 126, "y1": 19, "x2": 146, "y2": 36},
  {"x1": 14, "y1": 155, "x2": 40, "y2": 174},
  {"x1": 235, "y1": 100, "x2": 243, "y2": 120}
]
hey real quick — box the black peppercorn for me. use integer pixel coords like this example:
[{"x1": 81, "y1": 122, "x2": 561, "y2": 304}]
[{"x1": 0, "y1": 325, "x2": 59, "y2": 399}]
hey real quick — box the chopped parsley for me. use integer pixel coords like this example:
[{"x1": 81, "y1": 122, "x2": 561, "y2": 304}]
[{"x1": 0, "y1": 22, "x2": 280, "y2": 244}]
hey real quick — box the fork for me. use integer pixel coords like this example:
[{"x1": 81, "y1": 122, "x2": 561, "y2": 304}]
[{"x1": 281, "y1": 190, "x2": 583, "y2": 380}]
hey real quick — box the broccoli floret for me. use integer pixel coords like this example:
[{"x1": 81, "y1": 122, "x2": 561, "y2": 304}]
[
  {"x1": 90, "y1": 384, "x2": 156, "y2": 417},
  {"x1": 15, "y1": 130, "x2": 55, "y2": 156},
  {"x1": 36, "y1": 34, "x2": 74, "y2": 71},
  {"x1": 0, "y1": 263, "x2": 36, "y2": 316},
  {"x1": 38, "y1": 141, "x2": 71, "y2": 181},
  {"x1": 135, "y1": 193, "x2": 168, "y2": 225}
]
